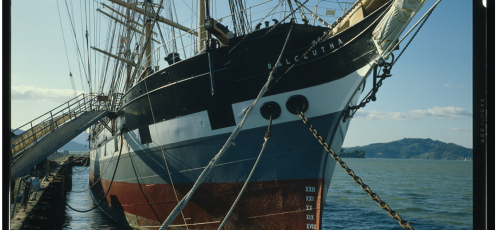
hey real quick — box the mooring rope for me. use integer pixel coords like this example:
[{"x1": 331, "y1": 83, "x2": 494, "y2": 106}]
[
  {"x1": 158, "y1": 24, "x2": 294, "y2": 230},
  {"x1": 65, "y1": 139, "x2": 123, "y2": 193},
  {"x1": 67, "y1": 158, "x2": 90, "y2": 177},
  {"x1": 64, "y1": 133, "x2": 124, "y2": 213},
  {"x1": 217, "y1": 118, "x2": 273, "y2": 230}
]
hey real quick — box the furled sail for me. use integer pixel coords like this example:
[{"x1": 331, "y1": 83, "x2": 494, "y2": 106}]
[
  {"x1": 329, "y1": 0, "x2": 392, "y2": 36},
  {"x1": 372, "y1": 0, "x2": 425, "y2": 58}
]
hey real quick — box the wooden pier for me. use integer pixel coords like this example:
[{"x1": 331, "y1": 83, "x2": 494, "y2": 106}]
[{"x1": 10, "y1": 155, "x2": 87, "y2": 230}]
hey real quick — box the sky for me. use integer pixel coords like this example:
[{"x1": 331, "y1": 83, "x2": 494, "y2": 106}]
[{"x1": 10, "y1": 0, "x2": 474, "y2": 148}]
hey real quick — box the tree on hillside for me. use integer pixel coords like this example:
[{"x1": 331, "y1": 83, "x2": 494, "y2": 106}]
[{"x1": 339, "y1": 149, "x2": 366, "y2": 158}]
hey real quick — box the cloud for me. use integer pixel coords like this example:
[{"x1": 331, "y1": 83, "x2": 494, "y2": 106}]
[
  {"x1": 444, "y1": 127, "x2": 467, "y2": 131},
  {"x1": 11, "y1": 85, "x2": 82, "y2": 102},
  {"x1": 443, "y1": 84, "x2": 452, "y2": 87},
  {"x1": 353, "y1": 106, "x2": 472, "y2": 120}
]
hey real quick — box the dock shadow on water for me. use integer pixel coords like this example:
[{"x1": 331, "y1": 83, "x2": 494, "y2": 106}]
[{"x1": 62, "y1": 166, "x2": 132, "y2": 230}]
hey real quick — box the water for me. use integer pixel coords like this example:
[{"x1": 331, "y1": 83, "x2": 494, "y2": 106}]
[
  {"x1": 63, "y1": 159, "x2": 472, "y2": 229},
  {"x1": 323, "y1": 158, "x2": 472, "y2": 230},
  {"x1": 62, "y1": 167, "x2": 132, "y2": 230}
]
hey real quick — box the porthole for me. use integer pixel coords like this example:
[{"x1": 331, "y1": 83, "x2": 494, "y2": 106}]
[{"x1": 260, "y1": 101, "x2": 281, "y2": 120}]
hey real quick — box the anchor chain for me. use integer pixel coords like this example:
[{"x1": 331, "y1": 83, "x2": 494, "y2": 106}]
[
  {"x1": 298, "y1": 111, "x2": 414, "y2": 230},
  {"x1": 345, "y1": 4, "x2": 437, "y2": 122},
  {"x1": 343, "y1": 61, "x2": 392, "y2": 122}
]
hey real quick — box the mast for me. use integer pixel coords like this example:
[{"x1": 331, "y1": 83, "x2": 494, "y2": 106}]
[
  {"x1": 144, "y1": 0, "x2": 153, "y2": 70},
  {"x1": 108, "y1": 0, "x2": 197, "y2": 36},
  {"x1": 91, "y1": 46, "x2": 135, "y2": 66},
  {"x1": 198, "y1": 0, "x2": 207, "y2": 52},
  {"x1": 100, "y1": 4, "x2": 158, "y2": 35},
  {"x1": 97, "y1": 9, "x2": 161, "y2": 43},
  {"x1": 124, "y1": 0, "x2": 133, "y2": 91}
]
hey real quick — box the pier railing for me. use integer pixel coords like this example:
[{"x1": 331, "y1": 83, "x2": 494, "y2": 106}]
[{"x1": 11, "y1": 93, "x2": 122, "y2": 161}]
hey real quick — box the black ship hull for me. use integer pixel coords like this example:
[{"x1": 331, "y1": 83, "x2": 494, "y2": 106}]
[{"x1": 89, "y1": 2, "x2": 391, "y2": 229}]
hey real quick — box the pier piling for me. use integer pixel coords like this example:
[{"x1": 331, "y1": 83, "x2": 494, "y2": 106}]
[{"x1": 10, "y1": 155, "x2": 79, "y2": 230}]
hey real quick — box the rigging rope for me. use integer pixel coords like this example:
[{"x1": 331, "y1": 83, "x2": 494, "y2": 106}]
[
  {"x1": 143, "y1": 54, "x2": 190, "y2": 229},
  {"x1": 392, "y1": 0, "x2": 440, "y2": 65},
  {"x1": 128, "y1": 0, "x2": 166, "y2": 83},
  {"x1": 225, "y1": 0, "x2": 308, "y2": 66},
  {"x1": 286, "y1": 0, "x2": 296, "y2": 18},
  {"x1": 158, "y1": 24, "x2": 294, "y2": 230},
  {"x1": 100, "y1": 21, "x2": 115, "y2": 95},
  {"x1": 349, "y1": 0, "x2": 440, "y2": 117},
  {"x1": 167, "y1": 0, "x2": 179, "y2": 57},
  {"x1": 64, "y1": 0, "x2": 89, "y2": 94},
  {"x1": 93, "y1": 0, "x2": 98, "y2": 95},
  {"x1": 227, "y1": 0, "x2": 284, "y2": 54},
  {"x1": 229, "y1": 0, "x2": 250, "y2": 36},
  {"x1": 293, "y1": 0, "x2": 308, "y2": 23},
  {"x1": 156, "y1": 19, "x2": 170, "y2": 56},
  {"x1": 271, "y1": 0, "x2": 379, "y2": 87},
  {"x1": 311, "y1": 0, "x2": 320, "y2": 26},
  {"x1": 84, "y1": 0, "x2": 93, "y2": 97},
  {"x1": 171, "y1": 0, "x2": 188, "y2": 59},
  {"x1": 55, "y1": 0, "x2": 77, "y2": 97}
]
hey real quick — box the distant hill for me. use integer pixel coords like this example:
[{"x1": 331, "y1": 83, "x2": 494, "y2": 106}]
[
  {"x1": 11, "y1": 129, "x2": 89, "y2": 151},
  {"x1": 339, "y1": 149, "x2": 366, "y2": 158},
  {"x1": 344, "y1": 138, "x2": 472, "y2": 160}
]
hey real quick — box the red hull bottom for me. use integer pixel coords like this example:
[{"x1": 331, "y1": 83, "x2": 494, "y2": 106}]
[{"x1": 90, "y1": 172, "x2": 325, "y2": 230}]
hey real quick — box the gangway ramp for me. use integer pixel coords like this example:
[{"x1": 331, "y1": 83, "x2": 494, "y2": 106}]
[
  {"x1": 11, "y1": 111, "x2": 108, "y2": 181},
  {"x1": 11, "y1": 113, "x2": 76, "y2": 156},
  {"x1": 10, "y1": 93, "x2": 122, "y2": 181}
]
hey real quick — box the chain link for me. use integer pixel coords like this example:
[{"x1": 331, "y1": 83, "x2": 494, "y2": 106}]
[
  {"x1": 310, "y1": 6, "x2": 435, "y2": 226},
  {"x1": 344, "y1": 63, "x2": 391, "y2": 121},
  {"x1": 346, "y1": 5, "x2": 436, "y2": 119},
  {"x1": 298, "y1": 111, "x2": 414, "y2": 230}
]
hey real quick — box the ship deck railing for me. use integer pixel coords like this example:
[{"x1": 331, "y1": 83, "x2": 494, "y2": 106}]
[{"x1": 134, "y1": 0, "x2": 305, "y2": 83}]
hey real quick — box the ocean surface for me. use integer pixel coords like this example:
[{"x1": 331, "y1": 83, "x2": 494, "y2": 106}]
[{"x1": 62, "y1": 158, "x2": 472, "y2": 229}]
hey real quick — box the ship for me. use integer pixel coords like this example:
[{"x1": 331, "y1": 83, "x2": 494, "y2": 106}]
[{"x1": 83, "y1": 0, "x2": 430, "y2": 229}]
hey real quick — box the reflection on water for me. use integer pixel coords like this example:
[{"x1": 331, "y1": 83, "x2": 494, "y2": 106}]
[{"x1": 63, "y1": 159, "x2": 472, "y2": 229}]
